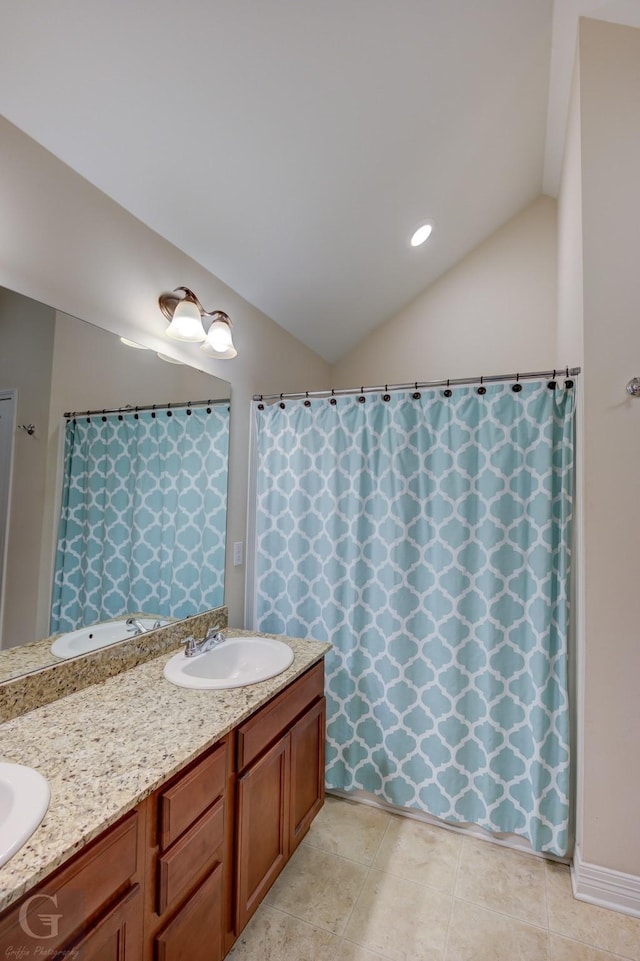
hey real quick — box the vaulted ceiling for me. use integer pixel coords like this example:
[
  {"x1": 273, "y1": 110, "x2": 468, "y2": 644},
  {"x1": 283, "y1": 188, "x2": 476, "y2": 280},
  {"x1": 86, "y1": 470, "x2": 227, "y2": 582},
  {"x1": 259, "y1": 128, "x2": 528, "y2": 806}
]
[{"x1": 1, "y1": 1, "x2": 639, "y2": 362}]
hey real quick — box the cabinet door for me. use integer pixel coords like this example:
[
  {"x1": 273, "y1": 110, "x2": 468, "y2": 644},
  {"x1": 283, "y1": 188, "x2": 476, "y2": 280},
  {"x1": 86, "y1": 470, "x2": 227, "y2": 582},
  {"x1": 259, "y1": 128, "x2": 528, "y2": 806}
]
[
  {"x1": 235, "y1": 736, "x2": 290, "y2": 933},
  {"x1": 289, "y1": 697, "x2": 326, "y2": 853},
  {"x1": 68, "y1": 884, "x2": 141, "y2": 961},
  {"x1": 155, "y1": 864, "x2": 223, "y2": 961}
]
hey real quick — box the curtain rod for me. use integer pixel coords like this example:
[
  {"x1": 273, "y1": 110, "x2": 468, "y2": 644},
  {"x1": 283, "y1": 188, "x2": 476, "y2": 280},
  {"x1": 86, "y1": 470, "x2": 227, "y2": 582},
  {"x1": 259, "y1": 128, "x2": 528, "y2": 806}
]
[
  {"x1": 64, "y1": 397, "x2": 230, "y2": 419},
  {"x1": 253, "y1": 367, "x2": 581, "y2": 403}
]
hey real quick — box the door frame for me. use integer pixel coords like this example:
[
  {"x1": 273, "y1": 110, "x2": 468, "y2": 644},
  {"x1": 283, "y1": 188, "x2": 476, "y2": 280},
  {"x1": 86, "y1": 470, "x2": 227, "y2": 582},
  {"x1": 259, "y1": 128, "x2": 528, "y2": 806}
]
[{"x1": 0, "y1": 389, "x2": 17, "y2": 649}]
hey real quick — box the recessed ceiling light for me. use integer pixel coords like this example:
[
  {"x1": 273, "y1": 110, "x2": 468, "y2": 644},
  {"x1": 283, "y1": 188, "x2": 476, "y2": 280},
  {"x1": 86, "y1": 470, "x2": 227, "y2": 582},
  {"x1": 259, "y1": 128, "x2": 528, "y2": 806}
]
[
  {"x1": 410, "y1": 223, "x2": 433, "y2": 247},
  {"x1": 120, "y1": 337, "x2": 149, "y2": 349}
]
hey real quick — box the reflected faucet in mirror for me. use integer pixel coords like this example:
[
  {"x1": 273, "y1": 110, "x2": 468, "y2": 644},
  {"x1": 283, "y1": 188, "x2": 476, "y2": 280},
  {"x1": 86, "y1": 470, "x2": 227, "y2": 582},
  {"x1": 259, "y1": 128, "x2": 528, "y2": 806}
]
[{"x1": 126, "y1": 617, "x2": 163, "y2": 636}]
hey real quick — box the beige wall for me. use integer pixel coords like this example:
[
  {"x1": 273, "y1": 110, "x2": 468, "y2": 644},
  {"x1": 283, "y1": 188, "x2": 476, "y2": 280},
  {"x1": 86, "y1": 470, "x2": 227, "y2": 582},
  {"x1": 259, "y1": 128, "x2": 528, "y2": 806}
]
[
  {"x1": 0, "y1": 117, "x2": 331, "y2": 628},
  {"x1": 0, "y1": 290, "x2": 55, "y2": 648},
  {"x1": 575, "y1": 18, "x2": 640, "y2": 875},
  {"x1": 332, "y1": 196, "x2": 558, "y2": 388}
]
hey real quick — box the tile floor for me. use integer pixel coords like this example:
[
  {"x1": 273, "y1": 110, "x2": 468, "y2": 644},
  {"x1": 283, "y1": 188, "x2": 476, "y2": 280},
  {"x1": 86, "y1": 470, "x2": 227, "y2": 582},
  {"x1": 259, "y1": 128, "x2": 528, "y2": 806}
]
[{"x1": 228, "y1": 796, "x2": 640, "y2": 961}]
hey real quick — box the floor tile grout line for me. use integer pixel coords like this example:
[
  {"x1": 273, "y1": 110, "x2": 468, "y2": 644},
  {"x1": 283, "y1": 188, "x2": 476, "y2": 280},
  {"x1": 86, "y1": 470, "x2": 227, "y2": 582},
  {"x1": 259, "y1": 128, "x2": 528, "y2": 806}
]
[
  {"x1": 337, "y1": 841, "x2": 377, "y2": 943},
  {"x1": 333, "y1": 813, "x2": 397, "y2": 948},
  {"x1": 451, "y1": 892, "x2": 552, "y2": 932},
  {"x1": 543, "y1": 854, "x2": 552, "y2": 960},
  {"x1": 548, "y1": 931, "x2": 638, "y2": 961},
  {"x1": 260, "y1": 900, "x2": 346, "y2": 939},
  {"x1": 302, "y1": 835, "x2": 388, "y2": 869},
  {"x1": 443, "y1": 830, "x2": 466, "y2": 960},
  {"x1": 338, "y1": 934, "x2": 396, "y2": 961},
  {"x1": 368, "y1": 809, "x2": 395, "y2": 866}
]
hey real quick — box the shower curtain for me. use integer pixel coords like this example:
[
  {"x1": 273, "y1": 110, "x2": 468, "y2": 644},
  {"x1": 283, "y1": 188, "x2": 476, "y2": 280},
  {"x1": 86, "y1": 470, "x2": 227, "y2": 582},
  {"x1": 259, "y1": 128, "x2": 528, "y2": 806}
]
[
  {"x1": 51, "y1": 403, "x2": 229, "y2": 633},
  {"x1": 252, "y1": 381, "x2": 575, "y2": 856}
]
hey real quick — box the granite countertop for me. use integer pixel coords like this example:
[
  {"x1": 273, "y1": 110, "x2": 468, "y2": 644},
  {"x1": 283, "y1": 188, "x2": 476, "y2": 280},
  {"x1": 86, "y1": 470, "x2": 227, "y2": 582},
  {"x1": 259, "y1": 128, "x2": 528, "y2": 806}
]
[{"x1": 0, "y1": 630, "x2": 330, "y2": 913}]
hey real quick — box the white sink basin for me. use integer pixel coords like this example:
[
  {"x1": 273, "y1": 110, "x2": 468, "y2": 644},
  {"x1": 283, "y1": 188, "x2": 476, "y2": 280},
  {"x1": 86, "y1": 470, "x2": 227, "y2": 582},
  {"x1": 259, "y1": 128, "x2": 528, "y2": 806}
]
[
  {"x1": 51, "y1": 617, "x2": 165, "y2": 659},
  {"x1": 163, "y1": 636, "x2": 295, "y2": 690},
  {"x1": 0, "y1": 763, "x2": 50, "y2": 867}
]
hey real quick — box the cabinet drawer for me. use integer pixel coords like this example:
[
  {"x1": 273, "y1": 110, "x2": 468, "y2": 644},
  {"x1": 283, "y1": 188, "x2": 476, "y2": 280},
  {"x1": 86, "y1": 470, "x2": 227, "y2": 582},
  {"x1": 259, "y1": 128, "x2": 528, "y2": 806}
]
[
  {"x1": 0, "y1": 811, "x2": 138, "y2": 953},
  {"x1": 237, "y1": 660, "x2": 324, "y2": 770},
  {"x1": 157, "y1": 797, "x2": 225, "y2": 915},
  {"x1": 155, "y1": 863, "x2": 223, "y2": 961},
  {"x1": 159, "y1": 742, "x2": 226, "y2": 851},
  {"x1": 67, "y1": 883, "x2": 141, "y2": 961}
]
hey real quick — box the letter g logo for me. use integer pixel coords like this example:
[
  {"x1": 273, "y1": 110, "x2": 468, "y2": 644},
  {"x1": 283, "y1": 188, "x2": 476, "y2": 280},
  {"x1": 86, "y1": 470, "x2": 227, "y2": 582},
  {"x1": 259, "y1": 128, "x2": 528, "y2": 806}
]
[{"x1": 18, "y1": 894, "x2": 62, "y2": 940}]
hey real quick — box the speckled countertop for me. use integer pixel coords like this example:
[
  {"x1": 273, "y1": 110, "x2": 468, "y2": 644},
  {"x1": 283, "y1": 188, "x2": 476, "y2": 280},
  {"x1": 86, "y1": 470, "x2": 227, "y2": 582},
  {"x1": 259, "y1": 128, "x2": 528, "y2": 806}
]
[{"x1": 0, "y1": 630, "x2": 330, "y2": 913}]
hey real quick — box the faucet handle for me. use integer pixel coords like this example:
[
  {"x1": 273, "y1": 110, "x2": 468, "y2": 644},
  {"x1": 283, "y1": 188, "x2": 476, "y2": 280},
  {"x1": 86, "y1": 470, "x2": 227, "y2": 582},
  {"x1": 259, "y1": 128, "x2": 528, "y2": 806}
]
[
  {"x1": 183, "y1": 636, "x2": 198, "y2": 656},
  {"x1": 205, "y1": 627, "x2": 225, "y2": 644}
]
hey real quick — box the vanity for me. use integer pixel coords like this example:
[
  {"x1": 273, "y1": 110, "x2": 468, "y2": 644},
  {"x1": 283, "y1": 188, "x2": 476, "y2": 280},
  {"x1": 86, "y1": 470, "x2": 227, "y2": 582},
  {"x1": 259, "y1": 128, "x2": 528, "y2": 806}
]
[{"x1": 0, "y1": 629, "x2": 329, "y2": 961}]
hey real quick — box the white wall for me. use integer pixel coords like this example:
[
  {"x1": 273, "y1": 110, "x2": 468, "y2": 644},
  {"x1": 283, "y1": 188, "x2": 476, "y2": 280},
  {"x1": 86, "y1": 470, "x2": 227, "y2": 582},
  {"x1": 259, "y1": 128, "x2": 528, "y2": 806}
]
[
  {"x1": 332, "y1": 196, "x2": 558, "y2": 388},
  {"x1": 0, "y1": 117, "x2": 331, "y2": 628},
  {"x1": 575, "y1": 18, "x2": 640, "y2": 876}
]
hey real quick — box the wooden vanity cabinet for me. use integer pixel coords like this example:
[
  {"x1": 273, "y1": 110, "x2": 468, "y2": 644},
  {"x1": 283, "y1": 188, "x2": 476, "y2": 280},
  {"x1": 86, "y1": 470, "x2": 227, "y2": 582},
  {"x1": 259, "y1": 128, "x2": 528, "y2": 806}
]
[
  {"x1": 234, "y1": 661, "x2": 325, "y2": 934},
  {"x1": 0, "y1": 656, "x2": 326, "y2": 961},
  {"x1": 0, "y1": 809, "x2": 144, "y2": 960}
]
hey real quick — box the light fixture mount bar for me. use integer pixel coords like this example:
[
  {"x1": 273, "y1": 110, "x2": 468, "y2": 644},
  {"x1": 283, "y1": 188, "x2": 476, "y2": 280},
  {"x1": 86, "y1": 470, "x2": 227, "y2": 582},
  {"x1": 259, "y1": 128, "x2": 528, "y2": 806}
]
[{"x1": 158, "y1": 286, "x2": 204, "y2": 322}]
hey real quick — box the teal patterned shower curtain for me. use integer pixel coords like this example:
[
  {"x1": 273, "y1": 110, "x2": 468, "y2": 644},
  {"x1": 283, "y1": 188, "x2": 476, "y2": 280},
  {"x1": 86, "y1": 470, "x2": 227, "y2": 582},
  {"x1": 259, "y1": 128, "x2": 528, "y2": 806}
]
[
  {"x1": 51, "y1": 403, "x2": 229, "y2": 632},
  {"x1": 253, "y1": 381, "x2": 575, "y2": 855}
]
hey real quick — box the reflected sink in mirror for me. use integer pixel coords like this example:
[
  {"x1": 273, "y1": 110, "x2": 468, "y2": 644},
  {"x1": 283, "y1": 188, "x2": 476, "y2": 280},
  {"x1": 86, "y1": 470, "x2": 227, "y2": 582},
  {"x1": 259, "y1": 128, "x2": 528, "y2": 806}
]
[
  {"x1": 0, "y1": 763, "x2": 50, "y2": 867},
  {"x1": 50, "y1": 617, "x2": 167, "y2": 659},
  {"x1": 163, "y1": 636, "x2": 294, "y2": 690}
]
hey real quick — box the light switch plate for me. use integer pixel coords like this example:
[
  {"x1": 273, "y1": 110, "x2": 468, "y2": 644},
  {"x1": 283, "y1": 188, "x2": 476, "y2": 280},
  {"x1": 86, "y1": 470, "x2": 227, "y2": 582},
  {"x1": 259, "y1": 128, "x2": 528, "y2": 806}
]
[{"x1": 233, "y1": 541, "x2": 243, "y2": 567}]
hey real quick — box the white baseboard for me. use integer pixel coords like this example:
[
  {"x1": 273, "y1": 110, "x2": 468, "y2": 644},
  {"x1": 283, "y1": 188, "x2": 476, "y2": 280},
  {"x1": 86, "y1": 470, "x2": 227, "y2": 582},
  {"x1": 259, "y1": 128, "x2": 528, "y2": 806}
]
[{"x1": 572, "y1": 844, "x2": 640, "y2": 918}]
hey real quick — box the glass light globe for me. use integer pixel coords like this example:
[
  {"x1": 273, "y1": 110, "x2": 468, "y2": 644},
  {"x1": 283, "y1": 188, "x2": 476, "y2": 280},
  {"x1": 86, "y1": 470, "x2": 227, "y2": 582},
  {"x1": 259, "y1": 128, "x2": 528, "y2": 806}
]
[
  {"x1": 166, "y1": 299, "x2": 206, "y2": 342},
  {"x1": 206, "y1": 318, "x2": 233, "y2": 353}
]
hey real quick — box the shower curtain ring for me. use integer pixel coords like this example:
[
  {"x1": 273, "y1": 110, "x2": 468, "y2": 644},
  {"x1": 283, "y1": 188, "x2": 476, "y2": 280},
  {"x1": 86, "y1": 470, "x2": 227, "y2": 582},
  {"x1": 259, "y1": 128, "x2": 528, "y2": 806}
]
[{"x1": 478, "y1": 376, "x2": 486, "y2": 395}]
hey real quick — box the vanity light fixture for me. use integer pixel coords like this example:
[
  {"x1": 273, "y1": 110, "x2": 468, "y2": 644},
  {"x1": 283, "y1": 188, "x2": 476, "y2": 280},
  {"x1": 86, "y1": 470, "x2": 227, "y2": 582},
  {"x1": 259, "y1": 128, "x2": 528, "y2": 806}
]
[{"x1": 159, "y1": 286, "x2": 237, "y2": 357}]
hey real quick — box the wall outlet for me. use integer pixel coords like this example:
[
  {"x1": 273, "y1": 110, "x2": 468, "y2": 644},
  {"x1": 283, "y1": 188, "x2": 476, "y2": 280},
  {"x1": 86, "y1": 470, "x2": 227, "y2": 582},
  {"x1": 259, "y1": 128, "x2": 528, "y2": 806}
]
[{"x1": 233, "y1": 541, "x2": 243, "y2": 567}]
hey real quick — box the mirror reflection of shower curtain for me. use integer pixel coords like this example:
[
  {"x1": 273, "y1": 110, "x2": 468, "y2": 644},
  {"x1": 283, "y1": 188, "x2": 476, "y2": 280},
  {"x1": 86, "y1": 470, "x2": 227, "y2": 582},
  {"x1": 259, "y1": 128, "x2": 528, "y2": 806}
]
[
  {"x1": 252, "y1": 382, "x2": 575, "y2": 856},
  {"x1": 51, "y1": 404, "x2": 229, "y2": 633}
]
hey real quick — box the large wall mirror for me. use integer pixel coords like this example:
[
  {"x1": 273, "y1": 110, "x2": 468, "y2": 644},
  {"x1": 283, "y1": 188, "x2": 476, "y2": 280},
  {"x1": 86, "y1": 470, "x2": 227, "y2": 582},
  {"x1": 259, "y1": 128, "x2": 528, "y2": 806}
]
[{"x1": 0, "y1": 286, "x2": 231, "y2": 682}]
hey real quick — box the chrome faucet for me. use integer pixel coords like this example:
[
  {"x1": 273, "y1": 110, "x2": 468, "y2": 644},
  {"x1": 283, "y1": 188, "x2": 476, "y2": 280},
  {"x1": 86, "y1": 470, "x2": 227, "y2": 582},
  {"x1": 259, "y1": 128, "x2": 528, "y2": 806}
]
[
  {"x1": 184, "y1": 628, "x2": 226, "y2": 658},
  {"x1": 126, "y1": 616, "x2": 164, "y2": 635}
]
